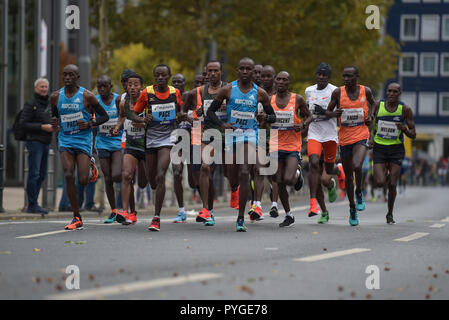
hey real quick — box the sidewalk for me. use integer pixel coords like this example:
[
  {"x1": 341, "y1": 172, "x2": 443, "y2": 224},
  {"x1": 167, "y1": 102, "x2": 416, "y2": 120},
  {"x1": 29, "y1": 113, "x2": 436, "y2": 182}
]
[{"x1": 0, "y1": 187, "x2": 308, "y2": 221}]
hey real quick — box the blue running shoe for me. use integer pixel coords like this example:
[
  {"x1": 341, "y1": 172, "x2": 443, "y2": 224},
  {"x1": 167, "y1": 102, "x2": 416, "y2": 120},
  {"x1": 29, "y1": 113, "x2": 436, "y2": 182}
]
[
  {"x1": 355, "y1": 191, "x2": 366, "y2": 211},
  {"x1": 204, "y1": 214, "x2": 215, "y2": 226},
  {"x1": 236, "y1": 217, "x2": 247, "y2": 232},
  {"x1": 349, "y1": 207, "x2": 359, "y2": 226},
  {"x1": 173, "y1": 210, "x2": 187, "y2": 223},
  {"x1": 104, "y1": 211, "x2": 117, "y2": 224}
]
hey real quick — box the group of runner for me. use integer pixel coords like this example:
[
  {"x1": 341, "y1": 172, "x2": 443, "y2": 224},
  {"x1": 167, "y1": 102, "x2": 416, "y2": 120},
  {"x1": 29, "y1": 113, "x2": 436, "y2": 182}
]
[{"x1": 50, "y1": 58, "x2": 416, "y2": 232}]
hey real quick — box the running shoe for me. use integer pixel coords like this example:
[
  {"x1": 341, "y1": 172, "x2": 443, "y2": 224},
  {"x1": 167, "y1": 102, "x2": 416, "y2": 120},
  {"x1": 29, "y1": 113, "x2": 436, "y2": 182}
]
[
  {"x1": 337, "y1": 163, "x2": 345, "y2": 190},
  {"x1": 236, "y1": 217, "x2": 247, "y2": 232},
  {"x1": 279, "y1": 215, "x2": 295, "y2": 228},
  {"x1": 125, "y1": 212, "x2": 138, "y2": 225},
  {"x1": 204, "y1": 214, "x2": 215, "y2": 226},
  {"x1": 294, "y1": 164, "x2": 304, "y2": 191},
  {"x1": 269, "y1": 206, "x2": 279, "y2": 218},
  {"x1": 148, "y1": 216, "x2": 160, "y2": 231},
  {"x1": 104, "y1": 211, "x2": 117, "y2": 224},
  {"x1": 349, "y1": 207, "x2": 359, "y2": 226},
  {"x1": 89, "y1": 157, "x2": 99, "y2": 183},
  {"x1": 327, "y1": 178, "x2": 337, "y2": 203},
  {"x1": 355, "y1": 191, "x2": 366, "y2": 211},
  {"x1": 173, "y1": 210, "x2": 187, "y2": 223},
  {"x1": 116, "y1": 210, "x2": 129, "y2": 225},
  {"x1": 249, "y1": 205, "x2": 264, "y2": 222},
  {"x1": 196, "y1": 208, "x2": 212, "y2": 223},
  {"x1": 318, "y1": 211, "x2": 329, "y2": 224},
  {"x1": 230, "y1": 187, "x2": 239, "y2": 209},
  {"x1": 386, "y1": 213, "x2": 396, "y2": 225},
  {"x1": 308, "y1": 198, "x2": 320, "y2": 217},
  {"x1": 64, "y1": 217, "x2": 83, "y2": 230}
]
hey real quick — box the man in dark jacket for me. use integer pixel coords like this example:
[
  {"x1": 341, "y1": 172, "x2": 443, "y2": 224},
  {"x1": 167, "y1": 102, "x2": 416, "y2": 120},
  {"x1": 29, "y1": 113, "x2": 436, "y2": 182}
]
[{"x1": 19, "y1": 78, "x2": 56, "y2": 214}]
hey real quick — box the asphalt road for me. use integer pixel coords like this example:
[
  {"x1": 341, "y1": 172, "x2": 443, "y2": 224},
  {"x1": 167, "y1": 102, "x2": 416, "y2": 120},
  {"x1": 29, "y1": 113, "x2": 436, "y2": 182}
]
[{"x1": 0, "y1": 187, "x2": 448, "y2": 301}]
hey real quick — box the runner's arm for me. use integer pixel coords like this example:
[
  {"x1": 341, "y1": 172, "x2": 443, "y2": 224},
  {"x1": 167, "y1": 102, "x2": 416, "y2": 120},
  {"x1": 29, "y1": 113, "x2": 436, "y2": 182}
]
[
  {"x1": 50, "y1": 91, "x2": 60, "y2": 128},
  {"x1": 325, "y1": 88, "x2": 343, "y2": 118},
  {"x1": 365, "y1": 87, "x2": 376, "y2": 126},
  {"x1": 258, "y1": 89, "x2": 276, "y2": 123},
  {"x1": 206, "y1": 85, "x2": 230, "y2": 128},
  {"x1": 297, "y1": 94, "x2": 312, "y2": 128},
  {"x1": 86, "y1": 93, "x2": 109, "y2": 127},
  {"x1": 399, "y1": 104, "x2": 416, "y2": 139},
  {"x1": 130, "y1": 88, "x2": 148, "y2": 123}
]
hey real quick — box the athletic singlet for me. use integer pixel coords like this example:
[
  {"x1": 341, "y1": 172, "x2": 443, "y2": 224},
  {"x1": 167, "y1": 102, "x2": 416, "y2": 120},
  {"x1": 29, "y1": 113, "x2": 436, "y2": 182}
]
[
  {"x1": 57, "y1": 86, "x2": 92, "y2": 155},
  {"x1": 226, "y1": 80, "x2": 259, "y2": 146},
  {"x1": 374, "y1": 100, "x2": 404, "y2": 146},
  {"x1": 305, "y1": 83, "x2": 338, "y2": 143},
  {"x1": 269, "y1": 93, "x2": 301, "y2": 153},
  {"x1": 338, "y1": 85, "x2": 370, "y2": 146},
  {"x1": 144, "y1": 85, "x2": 181, "y2": 149},
  {"x1": 124, "y1": 95, "x2": 146, "y2": 152},
  {"x1": 95, "y1": 93, "x2": 122, "y2": 151}
]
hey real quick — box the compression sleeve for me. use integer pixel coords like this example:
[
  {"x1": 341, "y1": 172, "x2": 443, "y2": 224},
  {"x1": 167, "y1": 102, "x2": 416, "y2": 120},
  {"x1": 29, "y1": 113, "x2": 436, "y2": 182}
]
[
  {"x1": 262, "y1": 102, "x2": 276, "y2": 123},
  {"x1": 206, "y1": 99, "x2": 224, "y2": 127},
  {"x1": 92, "y1": 103, "x2": 110, "y2": 126}
]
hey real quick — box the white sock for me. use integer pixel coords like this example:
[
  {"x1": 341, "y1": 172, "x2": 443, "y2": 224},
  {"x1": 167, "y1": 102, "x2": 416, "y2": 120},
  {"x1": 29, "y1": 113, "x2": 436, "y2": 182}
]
[
  {"x1": 255, "y1": 201, "x2": 262, "y2": 208},
  {"x1": 209, "y1": 209, "x2": 214, "y2": 216},
  {"x1": 272, "y1": 202, "x2": 278, "y2": 208},
  {"x1": 179, "y1": 207, "x2": 185, "y2": 213},
  {"x1": 286, "y1": 211, "x2": 294, "y2": 218}
]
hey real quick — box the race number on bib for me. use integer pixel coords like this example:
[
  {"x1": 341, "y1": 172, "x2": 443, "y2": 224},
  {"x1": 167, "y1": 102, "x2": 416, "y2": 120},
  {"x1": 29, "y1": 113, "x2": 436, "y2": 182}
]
[
  {"x1": 230, "y1": 110, "x2": 255, "y2": 129},
  {"x1": 152, "y1": 103, "x2": 176, "y2": 124},
  {"x1": 60, "y1": 112, "x2": 83, "y2": 135},
  {"x1": 272, "y1": 110, "x2": 294, "y2": 130},
  {"x1": 341, "y1": 108, "x2": 364, "y2": 127},
  {"x1": 377, "y1": 120, "x2": 399, "y2": 140},
  {"x1": 124, "y1": 119, "x2": 145, "y2": 140},
  {"x1": 99, "y1": 118, "x2": 118, "y2": 137}
]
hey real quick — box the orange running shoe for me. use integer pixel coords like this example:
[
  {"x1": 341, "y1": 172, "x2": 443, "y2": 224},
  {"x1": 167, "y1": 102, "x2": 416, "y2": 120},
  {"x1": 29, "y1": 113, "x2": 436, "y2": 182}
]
[
  {"x1": 308, "y1": 198, "x2": 321, "y2": 217},
  {"x1": 116, "y1": 210, "x2": 130, "y2": 225},
  {"x1": 249, "y1": 204, "x2": 264, "y2": 222},
  {"x1": 64, "y1": 217, "x2": 83, "y2": 230},
  {"x1": 230, "y1": 187, "x2": 239, "y2": 209},
  {"x1": 125, "y1": 212, "x2": 138, "y2": 225},
  {"x1": 89, "y1": 157, "x2": 99, "y2": 183},
  {"x1": 337, "y1": 163, "x2": 345, "y2": 191},
  {"x1": 148, "y1": 216, "x2": 160, "y2": 231},
  {"x1": 196, "y1": 208, "x2": 212, "y2": 223}
]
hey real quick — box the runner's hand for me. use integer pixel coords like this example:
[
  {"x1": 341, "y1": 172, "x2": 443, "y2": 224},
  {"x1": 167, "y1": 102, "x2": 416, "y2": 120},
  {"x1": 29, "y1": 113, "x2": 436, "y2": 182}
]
[
  {"x1": 110, "y1": 126, "x2": 120, "y2": 136},
  {"x1": 50, "y1": 117, "x2": 59, "y2": 128},
  {"x1": 132, "y1": 121, "x2": 145, "y2": 128},
  {"x1": 256, "y1": 112, "x2": 266, "y2": 123},
  {"x1": 368, "y1": 139, "x2": 374, "y2": 149},
  {"x1": 395, "y1": 123, "x2": 407, "y2": 131},
  {"x1": 195, "y1": 107, "x2": 204, "y2": 117},
  {"x1": 143, "y1": 113, "x2": 153, "y2": 124},
  {"x1": 365, "y1": 115, "x2": 374, "y2": 127},
  {"x1": 293, "y1": 123, "x2": 305, "y2": 132},
  {"x1": 222, "y1": 122, "x2": 236, "y2": 131},
  {"x1": 77, "y1": 120, "x2": 91, "y2": 130}
]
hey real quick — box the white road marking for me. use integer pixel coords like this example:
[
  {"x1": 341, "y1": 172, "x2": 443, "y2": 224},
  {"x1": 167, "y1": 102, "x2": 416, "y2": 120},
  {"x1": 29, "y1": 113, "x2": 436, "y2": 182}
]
[
  {"x1": 264, "y1": 247, "x2": 279, "y2": 251},
  {"x1": 429, "y1": 224, "x2": 445, "y2": 228},
  {"x1": 441, "y1": 217, "x2": 449, "y2": 223},
  {"x1": 293, "y1": 248, "x2": 371, "y2": 262},
  {"x1": 394, "y1": 232, "x2": 429, "y2": 242},
  {"x1": 45, "y1": 272, "x2": 223, "y2": 300},
  {"x1": 16, "y1": 230, "x2": 69, "y2": 239}
]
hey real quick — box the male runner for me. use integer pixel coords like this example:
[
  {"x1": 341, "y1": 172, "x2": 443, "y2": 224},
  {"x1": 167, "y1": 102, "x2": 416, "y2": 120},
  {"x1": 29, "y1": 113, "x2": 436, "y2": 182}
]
[
  {"x1": 371, "y1": 83, "x2": 416, "y2": 224},
  {"x1": 113, "y1": 73, "x2": 147, "y2": 225},
  {"x1": 253, "y1": 64, "x2": 263, "y2": 86},
  {"x1": 269, "y1": 71, "x2": 311, "y2": 227},
  {"x1": 94, "y1": 75, "x2": 122, "y2": 223},
  {"x1": 50, "y1": 64, "x2": 109, "y2": 230},
  {"x1": 304, "y1": 63, "x2": 341, "y2": 224},
  {"x1": 188, "y1": 61, "x2": 227, "y2": 226},
  {"x1": 260, "y1": 65, "x2": 280, "y2": 217},
  {"x1": 326, "y1": 66, "x2": 376, "y2": 226},
  {"x1": 194, "y1": 74, "x2": 204, "y2": 88},
  {"x1": 133, "y1": 64, "x2": 186, "y2": 231},
  {"x1": 207, "y1": 57, "x2": 276, "y2": 232}
]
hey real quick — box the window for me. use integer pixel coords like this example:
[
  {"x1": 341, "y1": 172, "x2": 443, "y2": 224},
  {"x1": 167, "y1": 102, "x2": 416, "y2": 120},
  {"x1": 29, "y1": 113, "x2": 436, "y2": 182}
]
[
  {"x1": 440, "y1": 93, "x2": 449, "y2": 116},
  {"x1": 420, "y1": 53, "x2": 438, "y2": 76},
  {"x1": 401, "y1": 92, "x2": 417, "y2": 114},
  {"x1": 442, "y1": 15, "x2": 449, "y2": 40},
  {"x1": 418, "y1": 92, "x2": 437, "y2": 115},
  {"x1": 441, "y1": 53, "x2": 449, "y2": 76},
  {"x1": 422, "y1": 0, "x2": 440, "y2": 3},
  {"x1": 400, "y1": 53, "x2": 418, "y2": 76},
  {"x1": 421, "y1": 15, "x2": 440, "y2": 41},
  {"x1": 401, "y1": 15, "x2": 419, "y2": 41},
  {"x1": 401, "y1": 0, "x2": 420, "y2": 2}
]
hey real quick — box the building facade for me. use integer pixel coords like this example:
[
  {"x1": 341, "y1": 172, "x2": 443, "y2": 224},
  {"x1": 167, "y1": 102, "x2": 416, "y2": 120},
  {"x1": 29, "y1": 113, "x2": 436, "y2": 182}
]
[{"x1": 385, "y1": 0, "x2": 449, "y2": 160}]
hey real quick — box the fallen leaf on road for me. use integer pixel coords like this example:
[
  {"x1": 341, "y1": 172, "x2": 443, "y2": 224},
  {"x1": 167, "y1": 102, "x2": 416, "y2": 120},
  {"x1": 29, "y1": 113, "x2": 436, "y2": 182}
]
[
  {"x1": 445, "y1": 270, "x2": 449, "y2": 274},
  {"x1": 33, "y1": 248, "x2": 41, "y2": 252},
  {"x1": 312, "y1": 232, "x2": 319, "y2": 235},
  {"x1": 384, "y1": 267, "x2": 391, "y2": 271},
  {"x1": 323, "y1": 248, "x2": 327, "y2": 251},
  {"x1": 366, "y1": 294, "x2": 372, "y2": 299},
  {"x1": 229, "y1": 261, "x2": 235, "y2": 265},
  {"x1": 89, "y1": 275, "x2": 95, "y2": 281},
  {"x1": 46, "y1": 277, "x2": 53, "y2": 283},
  {"x1": 428, "y1": 266, "x2": 433, "y2": 271},
  {"x1": 247, "y1": 278, "x2": 255, "y2": 283},
  {"x1": 55, "y1": 284, "x2": 63, "y2": 291},
  {"x1": 397, "y1": 287, "x2": 404, "y2": 292},
  {"x1": 201, "y1": 281, "x2": 208, "y2": 285},
  {"x1": 338, "y1": 286, "x2": 344, "y2": 292},
  {"x1": 32, "y1": 277, "x2": 41, "y2": 283},
  {"x1": 425, "y1": 294, "x2": 431, "y2": 299},
  {"x1": 433, "y1": 274, "x2": 438, "y2": 278},
  {"x1": 119, "y1": 268, "x2": 125, "y2": 273},
  {"x1": 0, "y1": 251, "x2": 11, "y2": 255},
  {"x1": 240, "y1": 285, "x2": 254, "y2": 295},
  {"x1": 406, "y1": 220, "x2": 414, "y2": 223},
  {"x1": 350, "y1": 291, "x2": 356, "y2": 297},
  {"x1": 172, "y1": 273, "x2": 178, "y2": 278}
]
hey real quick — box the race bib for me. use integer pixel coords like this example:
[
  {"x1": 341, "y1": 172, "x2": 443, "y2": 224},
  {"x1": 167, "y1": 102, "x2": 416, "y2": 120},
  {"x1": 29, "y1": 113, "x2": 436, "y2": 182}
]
[
  {"x1": 124, "y1": 118, "x2": 145, "y2": 140},
  {"x1": 377, "y1": 120, "x2": 399, "y2": 140},
  {"x1": 152, "y1": 102, "x2": 176, "y2": 124},
  {"x1": 99, "y1": 118, "x2": 118, "y2": 137},
  {"x1": 230, "y1": 110, "x2": 256, "y2": 129},
  {"x1": 341, "y1": 108, "x2": 364, "y2": 127},
  {"x1": 272, "y1": 110, "x2": 294, "y2": 130},
  {"x1": 60, "y1": 112, "x2": 83, "y2": 135}
]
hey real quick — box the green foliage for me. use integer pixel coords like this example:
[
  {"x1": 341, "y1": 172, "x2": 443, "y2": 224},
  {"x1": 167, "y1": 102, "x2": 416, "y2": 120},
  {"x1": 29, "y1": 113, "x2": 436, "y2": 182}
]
[{"x1": 90, "y1": 0, "x2": 399, "y2": 95}]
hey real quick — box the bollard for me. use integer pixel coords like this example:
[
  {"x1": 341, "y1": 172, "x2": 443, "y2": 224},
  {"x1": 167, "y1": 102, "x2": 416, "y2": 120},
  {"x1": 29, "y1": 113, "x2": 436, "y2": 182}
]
[
  {"x1": 0, "y1": 144, "x2": 4, "y2": 213},
  {"x1": 44, "y1": 149, "x2": 56, "y2": 211},
  {"x1": 23, "y1": 147, "x2": 28, "y2": 212}
]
